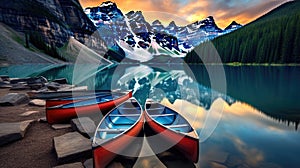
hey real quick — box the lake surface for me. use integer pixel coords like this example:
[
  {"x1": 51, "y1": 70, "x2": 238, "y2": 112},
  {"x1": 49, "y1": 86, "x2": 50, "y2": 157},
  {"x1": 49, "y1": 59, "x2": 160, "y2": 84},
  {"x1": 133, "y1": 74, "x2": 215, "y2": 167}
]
[{"x1": 1, "y1": 63, "x2": 299, "y2": 167}]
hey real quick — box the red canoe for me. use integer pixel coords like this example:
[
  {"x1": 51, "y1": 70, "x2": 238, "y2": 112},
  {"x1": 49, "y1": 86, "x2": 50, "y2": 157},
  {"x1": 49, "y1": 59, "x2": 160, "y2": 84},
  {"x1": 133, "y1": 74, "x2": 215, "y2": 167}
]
[
  {"x1": 144, "y1": 102, "x2": 199, "y2": 163},
  {"x1": 45, "y1": 91, "x2": 115, "y2": 108},
  {"x1": 46, "y1": 91, "x2": 132, "y2": 124},
  {"x1": 93, "y1": 99, "x2": 144, "y2": 168}
]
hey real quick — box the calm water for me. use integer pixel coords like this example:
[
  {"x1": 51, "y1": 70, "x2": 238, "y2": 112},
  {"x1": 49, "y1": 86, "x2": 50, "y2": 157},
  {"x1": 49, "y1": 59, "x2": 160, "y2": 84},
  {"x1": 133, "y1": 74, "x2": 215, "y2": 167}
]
[{"x1": 1, "y1": 64, "x2": 299, "y2": 167}]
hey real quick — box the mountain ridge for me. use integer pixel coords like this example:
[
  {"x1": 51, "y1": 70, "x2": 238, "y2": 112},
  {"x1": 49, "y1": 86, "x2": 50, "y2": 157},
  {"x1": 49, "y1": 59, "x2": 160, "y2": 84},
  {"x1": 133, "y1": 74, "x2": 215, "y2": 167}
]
[
  {"x1": 184, "y1": 0, "x2": 300, "y2": 64},
  {"x1": 84, "y1": 1, "x2": 242, "y2": 62}
]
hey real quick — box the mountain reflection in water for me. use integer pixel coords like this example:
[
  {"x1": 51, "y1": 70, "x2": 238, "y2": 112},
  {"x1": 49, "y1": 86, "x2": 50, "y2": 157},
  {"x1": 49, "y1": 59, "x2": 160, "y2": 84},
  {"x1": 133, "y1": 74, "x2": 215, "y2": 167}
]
[
  {"x1": 1, "y1": 64, "x2": 299, "y2": 129},
  {"x1": 1, "y1": 63, "x2": 299, "y2": 167}
]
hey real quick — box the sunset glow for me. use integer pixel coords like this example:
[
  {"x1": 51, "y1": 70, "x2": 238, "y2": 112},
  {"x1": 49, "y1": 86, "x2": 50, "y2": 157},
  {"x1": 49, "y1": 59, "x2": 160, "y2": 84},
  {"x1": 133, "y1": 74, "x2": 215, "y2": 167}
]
[{"x1": 79, "y1": 0, "x2": 289, "y2": 28}]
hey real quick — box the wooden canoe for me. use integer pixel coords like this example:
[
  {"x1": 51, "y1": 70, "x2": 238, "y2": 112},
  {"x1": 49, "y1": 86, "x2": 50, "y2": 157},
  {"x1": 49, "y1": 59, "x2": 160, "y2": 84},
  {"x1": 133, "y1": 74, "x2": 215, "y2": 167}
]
[
  {"x1": 46, "y1": 91, "x2": 132, "y2": 124},
  {"x1": 93, "y1": 99, "x2": 144, "y2": 168},
  {"x1": 144, "y1": 102, "x2": 199, "y2": 163}
]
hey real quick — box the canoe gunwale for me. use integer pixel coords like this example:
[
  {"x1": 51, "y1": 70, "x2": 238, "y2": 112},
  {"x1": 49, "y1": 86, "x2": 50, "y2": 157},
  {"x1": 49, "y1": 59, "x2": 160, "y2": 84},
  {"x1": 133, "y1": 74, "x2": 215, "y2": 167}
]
[
  {"x1": 46, "y1": 90, "x2": 126, "y2": 101},
  {"x1": 46, "y1": 92, "x2": 128, "y2": 110},
  {"x1": 46, "y1": 91, "x2": 132, "y2": 124},
  {"x1": 28, "y1": 89, "x2": 129, "y2": 99}
]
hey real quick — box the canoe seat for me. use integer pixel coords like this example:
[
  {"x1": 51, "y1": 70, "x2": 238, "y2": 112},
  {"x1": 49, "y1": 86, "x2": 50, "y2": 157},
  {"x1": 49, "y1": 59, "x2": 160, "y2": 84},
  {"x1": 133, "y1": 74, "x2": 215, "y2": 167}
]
[
  {"x1": 147, "y1": 107, "x2": 165, "y2": 111},
  {"x1": 166, "y1": 124, "x2": 190, "y2": 128},
  {"x1": 109, "y1": 114, "x2": 140, "y2": 117},
  {"x1": 118, "y1": 107, "x2": 140, "y2": 110},
  {"x1": 150, "y1": 113, "x2": 175, "y2": 117},
  {"x1": 166, "y1": 124, "x2": 191, "y2": 133},
  {"x1": 98, "y1": 128, "x2": 127, "y2": 133}
]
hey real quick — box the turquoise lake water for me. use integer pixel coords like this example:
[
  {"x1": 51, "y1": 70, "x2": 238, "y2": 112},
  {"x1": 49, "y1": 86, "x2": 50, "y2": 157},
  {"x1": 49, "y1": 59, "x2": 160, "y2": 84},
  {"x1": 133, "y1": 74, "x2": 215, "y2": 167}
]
[{"x1": 1, "y1": 64, "x2": 299, "y2": 167}]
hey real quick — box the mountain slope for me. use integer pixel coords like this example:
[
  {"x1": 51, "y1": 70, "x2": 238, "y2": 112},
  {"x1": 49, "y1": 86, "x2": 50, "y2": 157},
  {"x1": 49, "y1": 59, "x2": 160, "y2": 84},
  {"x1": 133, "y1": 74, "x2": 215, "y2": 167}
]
[
  {"x1": 57, "y1": 37, "x2": 112, "y2": 63},
  {"x1": 0, "y1": 0, "x2": 109, "y2": 62},
  {"x1": 0, "y1": 23, "x2": 65, "y2": 64},
  {"x1": 0, "y1": 0, "x2": 95, "y2": 47},
  {"x1": 185, "y1": 1, "x2": 300, "y2": 64}
]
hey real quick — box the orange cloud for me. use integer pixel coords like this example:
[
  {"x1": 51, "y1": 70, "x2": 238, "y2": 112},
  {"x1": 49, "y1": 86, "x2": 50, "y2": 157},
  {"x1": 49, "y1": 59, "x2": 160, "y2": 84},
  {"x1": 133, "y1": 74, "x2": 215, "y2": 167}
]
[{"x1": 79, "y1": 0, "x2": 290, "y2": 29}]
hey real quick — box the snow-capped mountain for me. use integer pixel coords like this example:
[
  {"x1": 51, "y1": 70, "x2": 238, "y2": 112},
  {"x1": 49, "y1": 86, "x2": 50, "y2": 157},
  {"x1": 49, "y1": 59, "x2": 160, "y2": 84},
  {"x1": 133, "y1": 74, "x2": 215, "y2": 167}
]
[
  {"x1": 126, "y1": 11, "x2": 152, "y2": 34},
  {"x1": 84, "y1": 1, "x2": 123, "y2": 26},
  {"x1": 172, "y1": 16, "x2": 225, "y2": 47},
  {"x1": 84, "y1": 1, "x2": 242, "y2": 62},
  {"x1": 84, "y1": 1, "x2": 130, "y2": 47},
  {"x1": 152, "y1": 20, "x2": 165, "y2": 33}
]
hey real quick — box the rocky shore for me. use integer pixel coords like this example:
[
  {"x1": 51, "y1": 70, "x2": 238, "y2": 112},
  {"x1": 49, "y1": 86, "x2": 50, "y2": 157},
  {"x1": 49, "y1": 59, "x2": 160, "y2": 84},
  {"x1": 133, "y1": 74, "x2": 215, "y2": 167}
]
[
  {"x1": 0, "y1": 76, "x2": 147, "y2": 168},
  {"x1": 0, "y1": 76, "x2": 198, "y2": 168}
]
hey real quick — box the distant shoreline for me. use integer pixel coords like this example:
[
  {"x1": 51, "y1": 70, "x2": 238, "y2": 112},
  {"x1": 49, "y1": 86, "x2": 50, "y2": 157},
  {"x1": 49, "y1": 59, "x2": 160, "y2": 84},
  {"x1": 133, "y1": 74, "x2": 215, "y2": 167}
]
[{"x1": 1, "y1": 62, "x2": 300, "y2": 67}]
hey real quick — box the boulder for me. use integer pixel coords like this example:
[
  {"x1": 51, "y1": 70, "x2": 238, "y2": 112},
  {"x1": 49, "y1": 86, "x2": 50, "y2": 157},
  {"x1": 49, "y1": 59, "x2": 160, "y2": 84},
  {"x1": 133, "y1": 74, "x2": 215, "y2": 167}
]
[
  {"x1": 0, "y1": 120, "x2": 34, "y2": 146},
  {"x1": 38, "y1": 117, "x2": 47, "y2": 123},
  {"x1": 83, "y1": 158, "x2": 93, "y2": 168},
  {"x1": 0, "y1": 93, "x2": 30, "y2": 106},
  {"x1": 19, "y1": 111, "x2": 40, "y2": 117},
  {"x1": 0, "y1": 81, "x2": 11, "y2": 88},
  {"x1": 53, "y1": 132, "x2": 92, "y2": 163},
  {"x1": 10, "y1": 76, "x2": 47, "y2": 85},
  {"x1": 27, "y1": 76, "x2": 48, "y2": 85},
  {"x1": 53, "y1": 162, "x2": 83, "y2": 168},
  {"x1": 29, "y1": 99, "x2": 46, "y2": 107},
  {"x1": 52, "y1": 78, "x2": 68, "y2": 84},
  {"x1": 71, "y1": 117, "x2": 96, "y2": 138},
  {"x1": 29, "y1": 83, "x2": 44, "y2": 90},
  {"x1": 10, "y1": 82, "x2": 31, "y2": 90},
  {"x1": 0, "y1": 75, "x2": 10, "y2": 81},
  {"x1": 46, "y1": 82, "x2": 61, "y2": 91},
  {"x1": 51, "y1": 124, "x2": 72, "y2": 130}
]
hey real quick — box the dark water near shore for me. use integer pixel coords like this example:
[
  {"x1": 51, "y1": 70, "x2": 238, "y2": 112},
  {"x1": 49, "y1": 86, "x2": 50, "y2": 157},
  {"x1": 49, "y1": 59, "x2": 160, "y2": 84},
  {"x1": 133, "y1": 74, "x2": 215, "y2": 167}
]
[{"x1": 1, "y1": 64, "x2": 300, "y2": 167}]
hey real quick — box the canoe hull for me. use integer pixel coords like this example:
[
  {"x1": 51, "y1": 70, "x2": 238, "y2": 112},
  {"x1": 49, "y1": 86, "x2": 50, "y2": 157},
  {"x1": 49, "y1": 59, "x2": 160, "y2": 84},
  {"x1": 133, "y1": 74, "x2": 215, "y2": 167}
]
[
  {"x1": 144, "y1": 111, "x2": 199, "y2": 163},
  {"x1": 28, "y1": 89, "x2": 112, "y2": 99},
  {"x1": 45, "y1": 91, "x2": 114, "y2": 108},
  {"x1": 93, "y1": 109, "x2": 144, "y2": 168},
  {"x1": 27, "y1": 88, "x2": 94, "y2": 99},
  {"x1": 46, "y1": 92, "x2": 132, "y2": 124},
  {"x1": 46, "y1": 99, "x2": 73, "y2": 108}
]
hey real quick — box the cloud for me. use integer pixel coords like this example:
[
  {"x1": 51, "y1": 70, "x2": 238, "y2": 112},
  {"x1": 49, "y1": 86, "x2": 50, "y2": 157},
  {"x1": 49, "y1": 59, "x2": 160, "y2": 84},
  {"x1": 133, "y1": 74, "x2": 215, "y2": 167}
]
[
  {"x1": 79, "y1": 0, "x2": 290, "y2": 28},
  {"x1": 231, "y1": 136, "x2": 264, "y2": 166}
]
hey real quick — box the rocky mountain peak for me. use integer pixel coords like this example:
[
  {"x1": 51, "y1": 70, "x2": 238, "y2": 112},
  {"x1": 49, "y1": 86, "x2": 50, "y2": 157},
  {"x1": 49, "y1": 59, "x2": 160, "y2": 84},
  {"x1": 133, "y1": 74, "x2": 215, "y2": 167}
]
[
  {"x1": 152, "y1": 20, "x2": 162, "y2": 25},
  {"x1": 168, "y1": 21, "x2": 177, "y2": 27},
  {"x1": 224, "y1": 21, "x2": 242, "y2": 31},
  {"x1": 207, "y1": 16, "x2": 214, "y2": 21},
  {"x1": 99, "y1": 1, "x2": 116, "y2": 8},
  {"x1": 231, "y1": 21, "x2": 238, "y2": 25}
]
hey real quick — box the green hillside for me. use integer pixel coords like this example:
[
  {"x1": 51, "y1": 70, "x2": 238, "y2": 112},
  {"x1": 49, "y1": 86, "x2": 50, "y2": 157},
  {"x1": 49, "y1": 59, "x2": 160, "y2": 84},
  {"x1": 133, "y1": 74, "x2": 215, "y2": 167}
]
[{"x1": 185, "y1": 1, "x2": 300, "y2": 64}]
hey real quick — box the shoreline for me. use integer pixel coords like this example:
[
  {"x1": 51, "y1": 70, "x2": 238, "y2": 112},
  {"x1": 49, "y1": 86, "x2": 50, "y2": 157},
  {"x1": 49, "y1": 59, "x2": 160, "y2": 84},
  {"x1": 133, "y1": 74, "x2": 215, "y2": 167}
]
[
  {"x1": 2, "y1": 62, "x2": 300, "y2": 67},
  {"x1": 0, "y1": 88, "x2": 72, "y2": 168}
]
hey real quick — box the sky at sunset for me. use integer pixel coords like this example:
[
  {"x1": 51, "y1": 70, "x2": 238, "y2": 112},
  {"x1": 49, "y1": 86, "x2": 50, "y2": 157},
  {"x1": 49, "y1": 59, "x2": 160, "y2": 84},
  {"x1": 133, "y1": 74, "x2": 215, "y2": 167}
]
[{"x1": 79, "y1": 0, "x2": 290, "y2": 29}]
